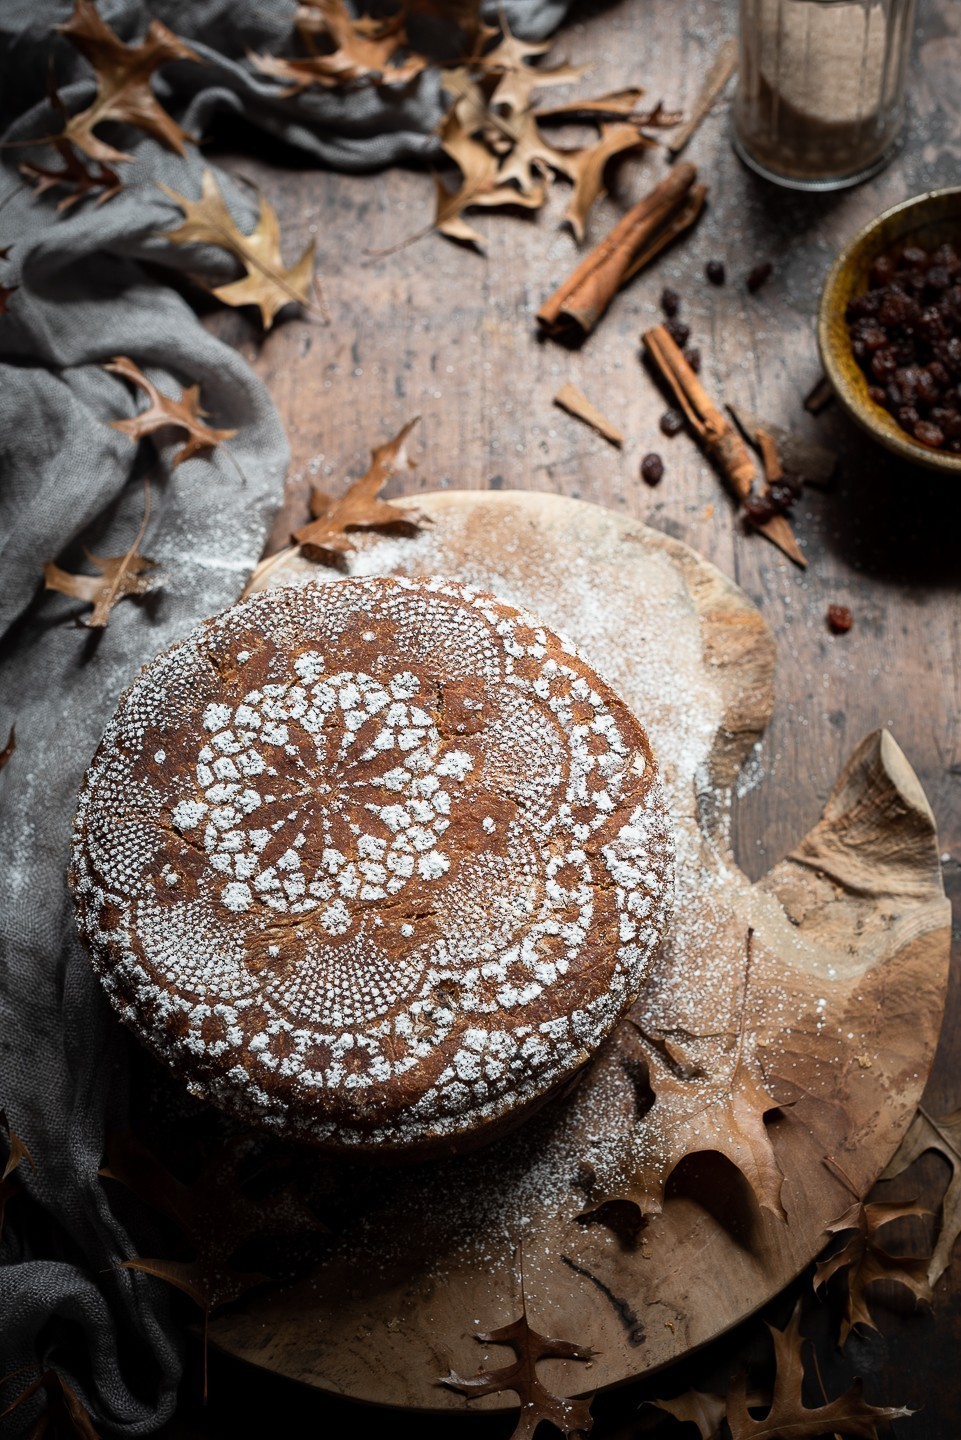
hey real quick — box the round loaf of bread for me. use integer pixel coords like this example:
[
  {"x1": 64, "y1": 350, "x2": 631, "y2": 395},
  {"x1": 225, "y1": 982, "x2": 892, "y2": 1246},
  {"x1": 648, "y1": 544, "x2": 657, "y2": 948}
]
[{"x1": 71, "y1": 577, "x2": 674, "y2": 1157}]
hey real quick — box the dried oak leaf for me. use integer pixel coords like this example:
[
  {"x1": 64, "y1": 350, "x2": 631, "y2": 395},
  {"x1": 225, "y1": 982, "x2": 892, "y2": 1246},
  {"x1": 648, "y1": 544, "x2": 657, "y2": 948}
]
[
  {"x1": 104, "y1": 356, "x2": 237, "y2": 466},
  {"x1": 56, "y1": 0, "x2": 201, "y2": 165},
  {"x1": 434, "y1": 105, "x2": 544, "y2": 248},
  {"x1": 537, "y1": 90, "x2": 680, "y2": 125},
  {"x1": 814, "y1": 1183, "x2": 932, "y2": 1344},
  {"x1": 43, "y1": 549, "x2": 158, "y2": 628},
  {"x1": 883, "y1": 1103, "x2": 961, "y2": 1286},
  {"x1": 478, "y1": 14, "x2": 587, "y2": 117},
  {"x1": 589, "y1": 1017, "x2": 787, "y2": 1223},
  {"x1": 159, "y1": 169, "x2": 317, "y2": 330},
  {"x1": 456, "y1": 106, "x2": 652, "y2": 245},
  {"x1": 44, "y1": 485, "x2": 159, "y2": 629},
  {"x1": 441, "y1": 1301, "x2": 594, "y2": 1440},
  {"x1": 21, "y1": 137, "x2": 122, "y2": 211},
  {"x1": 725, "y1": 1302, "x2": 913, "y2": 1439},
  {"x1": 1, "y1": 1111, "x2": 33, "y2": 1181},
  {"x1": 243, "y1": 418, "x2": 427, "y2": 594},
  {"x1": 294, "y1": 0, "x2": 419, "y2": 52},
  {"x1": 649, "y1": 1388, "x2": 738, "y2": 1440},
  {"x1": 0, "y1": 727, "x2": 14, "y2": 773},
  {"x1": 559, "y1": 123, "x2": 657, "y2": 243},
  {"x1": 494, "y1": 108, "x2": 571, "y2": 199},
  {"x1": 0, "y1": 1368, "x2": 99, "y2": 1439},
  {"x1": 251, "y1": 0, "x2": 425, "y2": 93},
  {"x1": 423, "y1": 20, "x2": 658, "y2": 251},
  {"x1": 293, "y1": 416, "x2": 426, "y2": 559},
  {"x1": 0, "y1": 1109, "x2": 33, "y2": 1244}
]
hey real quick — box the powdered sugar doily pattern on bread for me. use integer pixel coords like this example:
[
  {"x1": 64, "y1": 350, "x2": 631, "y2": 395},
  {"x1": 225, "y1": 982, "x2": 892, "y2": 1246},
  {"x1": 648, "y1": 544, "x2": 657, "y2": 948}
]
[{"x1": 71, "y1": 577, "x2": 674, "y2": 1155}]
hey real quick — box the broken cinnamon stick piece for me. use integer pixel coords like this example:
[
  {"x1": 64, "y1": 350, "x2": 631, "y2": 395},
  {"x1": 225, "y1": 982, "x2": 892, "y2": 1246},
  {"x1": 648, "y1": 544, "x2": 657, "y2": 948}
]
[
  {"x1": 554, "y1": 383, "x2": 624, "y2": 446},
  {"x1": 538, "y1": 162, "x2": 702, "y2": 339},
  {"x1": 754, "y1": 427, "x2": 782, "y2": 484},
  {"x1": 803, "y1": 374, "x2": 835, "y2": 414},
  {"x1": 641, "y1": 325, "x2": 807, "y2": 568},
  {"x1": 727, "y1": 403, "x2": 838, "y2": 488},
  {"x1": 668, "y1": 39, "x2": 738, "y2": 156}
]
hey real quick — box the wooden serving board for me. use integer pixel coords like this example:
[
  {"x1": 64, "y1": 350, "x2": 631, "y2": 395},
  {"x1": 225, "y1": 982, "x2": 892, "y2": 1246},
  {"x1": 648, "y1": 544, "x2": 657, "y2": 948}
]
[{"x1": 209, "y1": 491, "x2": 951, "y2": 1411}]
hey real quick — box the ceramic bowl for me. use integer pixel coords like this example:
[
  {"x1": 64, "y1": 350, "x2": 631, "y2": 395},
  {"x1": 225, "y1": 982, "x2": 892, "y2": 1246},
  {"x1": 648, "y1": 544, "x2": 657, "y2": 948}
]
[{"x1": 818, "y1": 187, "x2": 961, "y2": 475}]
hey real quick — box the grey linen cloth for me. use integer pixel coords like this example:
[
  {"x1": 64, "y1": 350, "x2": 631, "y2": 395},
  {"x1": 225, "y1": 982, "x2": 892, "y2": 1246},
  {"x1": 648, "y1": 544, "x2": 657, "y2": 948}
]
[{"x1": 0, "y1": 0, "x2": 574, "y2": 1431}]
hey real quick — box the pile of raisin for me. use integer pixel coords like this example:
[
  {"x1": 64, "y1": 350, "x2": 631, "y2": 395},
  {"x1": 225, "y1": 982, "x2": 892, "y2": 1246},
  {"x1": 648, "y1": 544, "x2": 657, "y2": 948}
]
[{"x1": 846, "y1": 241, "x2": 961, "y2": 452}]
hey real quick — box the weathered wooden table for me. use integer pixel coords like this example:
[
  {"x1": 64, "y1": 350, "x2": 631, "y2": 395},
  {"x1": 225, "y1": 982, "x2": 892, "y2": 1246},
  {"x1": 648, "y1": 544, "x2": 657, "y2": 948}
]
[{"x1": 162, "y1": 0, "x2": 961, "y2": 1432}]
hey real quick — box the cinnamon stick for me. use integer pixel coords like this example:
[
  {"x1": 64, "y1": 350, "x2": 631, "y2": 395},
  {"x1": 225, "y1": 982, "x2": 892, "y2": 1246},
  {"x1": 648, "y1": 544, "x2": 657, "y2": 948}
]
[
  {"x1": 538, "y1": 163, "x2": 702, "y2": 339},
  {"x1": 641, "y1": 325, "x2": 807, "y2": 569},
  {"x1": 727, "y1": 403, "x2": 838, "y2": 489},
  {"x1": 754, "y1": 427, "x2": 782, "y2": 485},
  {"x1": 668, "y1": 39, "x2": 738, "y2": 157},
  {"x1": 624, "y1": 183, "x2": 707, "y2": 284}
]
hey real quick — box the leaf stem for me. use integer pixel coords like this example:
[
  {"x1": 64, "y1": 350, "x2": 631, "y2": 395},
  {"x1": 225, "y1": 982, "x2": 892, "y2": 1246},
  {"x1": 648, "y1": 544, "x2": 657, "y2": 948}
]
[{"x1": 100, "y1": 477, "x2": 151, "y2": 619}]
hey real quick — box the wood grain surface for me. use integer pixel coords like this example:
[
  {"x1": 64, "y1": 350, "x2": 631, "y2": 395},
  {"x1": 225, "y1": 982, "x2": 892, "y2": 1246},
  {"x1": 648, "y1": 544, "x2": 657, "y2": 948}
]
[
  {"x1": 201, "y1": 489, "x2": 949, "y2": 1410},
  {"x1": 160, "y1": 0, "x2": 961, "y2": 1433}
]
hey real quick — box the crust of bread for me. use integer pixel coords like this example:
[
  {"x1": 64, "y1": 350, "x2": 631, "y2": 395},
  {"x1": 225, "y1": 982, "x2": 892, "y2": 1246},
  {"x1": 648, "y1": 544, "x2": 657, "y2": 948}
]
[{"x1": 71, "y1": 577, "x2": 674, "y2": 1156}]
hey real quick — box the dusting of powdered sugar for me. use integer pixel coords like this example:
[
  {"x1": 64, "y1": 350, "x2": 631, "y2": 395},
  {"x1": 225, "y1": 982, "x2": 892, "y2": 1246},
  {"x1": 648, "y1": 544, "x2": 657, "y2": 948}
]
[
  {"x1": 245, "y1": 497, "x2": 765, "y2": 1258},
  {"x1": 72, "y1": 575, "x2": 674, "y2": 1151},
  {"x1": 258, "y1": 503, "x2": 726, "y2": 827}
]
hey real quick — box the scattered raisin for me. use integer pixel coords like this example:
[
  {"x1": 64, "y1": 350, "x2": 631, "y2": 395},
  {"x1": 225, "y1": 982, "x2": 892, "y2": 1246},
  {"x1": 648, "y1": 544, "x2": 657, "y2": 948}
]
[
  {"x1": 640, "y1": 452, "x2": 664, "y2": 485},
  {"x1": 661, "y1": 287, "x2": 680, "y2": 317},
  {"x1": 743, "y1": 490, "x2": 778, "y2": 524},
  {"x1": 665, "y1": 318, "x2": 690, "y2": 348},
  {"x1": 746, "y1": 261, "x2": 773, "y2": 294},
  {"x1": 769, "y1": 480, "x2": 797, "y2": 512},
  {"x1": 706, "y1": 259, "x2": 726, "y2": 285},
  {"x1": 826, "y1": 605, "x2": 853, "y2": 634},
  {"x1": 659, "y1": 408, "x2": 685, "y2": 437},
  {"x1": 683, "y1": 346, "x2": 701, "y2": 373}
]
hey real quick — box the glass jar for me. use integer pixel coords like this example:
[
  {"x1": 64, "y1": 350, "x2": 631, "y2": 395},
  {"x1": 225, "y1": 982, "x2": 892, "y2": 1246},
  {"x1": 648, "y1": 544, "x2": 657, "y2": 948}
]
[{"x1": 733, "y1": 0, "x2": 917, "y2": 191}]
